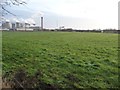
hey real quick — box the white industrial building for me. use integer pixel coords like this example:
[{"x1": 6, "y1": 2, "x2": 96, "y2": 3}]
[
  {"x1": 1, "y1": 18, "x2": 35, "y2": 31},
  {"x1": 0, "y1": 17, "x2": 45, "y2": 31}
]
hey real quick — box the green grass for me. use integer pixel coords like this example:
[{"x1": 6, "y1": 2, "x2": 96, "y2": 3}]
[{"x1": 2, "y1": 32, "x2": 119, "y2": 88}]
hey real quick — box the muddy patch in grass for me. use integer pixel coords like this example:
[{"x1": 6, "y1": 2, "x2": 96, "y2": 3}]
[{"x1": 2, "y1": 69, "x2": 58, "y2": 90}]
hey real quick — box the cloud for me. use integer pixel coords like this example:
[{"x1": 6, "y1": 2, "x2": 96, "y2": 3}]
[
  {"x1": 4, "y1": 17, "x2": 35, "y2": 25},
  {"x1": 31, "y1": 11, "x2": 44, "y2": 18},
  {"x1": 3, "y1": 0, "x2": 119, "y2": 29},
  {"x1": 12, "y1": 18, "x2": 20, "y2": 22},
  {"x1": 25, "y1": 18, "x2": 35, "y2": 24},
  {"x1": 19, "y1": 18, "x2": 36, "y2": 25}
]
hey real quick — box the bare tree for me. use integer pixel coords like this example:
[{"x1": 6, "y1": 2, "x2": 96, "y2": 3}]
[
  {"x1": 0, "y1": 0, "x2": 27, "y2": 29},
  {"x1": 0, "y1": 0, "x2": 27, "y2": 16}
]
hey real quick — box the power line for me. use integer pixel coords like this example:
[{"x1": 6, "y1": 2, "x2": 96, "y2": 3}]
[
  {"x1": 2, "y1": 6, "x2": 16, "y2": 16},
  {"x1": 23, "y1": 4, "x2": 34, "y2": 11},
  {"x1": 1, "y1": 0, "x2": 27, "y2": 16},
  {"x1": 1, "y1": 0, "x2": 39, "y2": 21}
]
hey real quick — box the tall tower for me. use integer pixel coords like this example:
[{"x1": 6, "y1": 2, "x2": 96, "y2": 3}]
[{"x1": 41, "y1": 17, "x2": 43, "y2": 30}]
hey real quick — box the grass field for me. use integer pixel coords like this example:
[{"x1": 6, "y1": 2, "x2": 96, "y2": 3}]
[{"x1": 2, "y1": 32, "x2": 119, "y2": 88}]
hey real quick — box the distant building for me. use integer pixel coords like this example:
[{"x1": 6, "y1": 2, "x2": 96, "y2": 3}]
[
  {"x1": 29, "y1": 26, "x2": 40, "y2": 31},
  {"x1": 1, "y1": 19, "x2": 34, "y2": 31},
  {"x1": 2, "y1": 21, "x2": 11, "y2": 29}
]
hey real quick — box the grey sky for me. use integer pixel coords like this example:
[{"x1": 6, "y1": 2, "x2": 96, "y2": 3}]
[{"x1": 3, "y1": 0, "x2": 119, "y2": 29}]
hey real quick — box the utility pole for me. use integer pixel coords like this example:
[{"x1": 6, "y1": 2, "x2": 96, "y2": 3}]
[
  {"x1": 0, "y1": 0, "x2": 4, "y2": 30},
  {"x1": 56, "y1": 15, "x2": 59, "y2": 29},
  {"x1": 25, "y1": 23, "x2": 26, "y2": 31},
  {"x1": 118, "y1": 1, "x2": 120, "y2": 30}
]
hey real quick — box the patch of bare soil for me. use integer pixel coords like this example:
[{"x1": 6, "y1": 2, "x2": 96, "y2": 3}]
[{"x1": 2, "y1": 69, "x2": 58, "y2": 90}]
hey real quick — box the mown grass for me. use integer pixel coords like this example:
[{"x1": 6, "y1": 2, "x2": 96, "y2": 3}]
[{"x1": 2, "y1": 32, "x2": 119, "y2": 88}]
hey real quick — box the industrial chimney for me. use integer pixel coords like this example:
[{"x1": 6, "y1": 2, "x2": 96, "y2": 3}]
[{"x1": 41, "y1": 17, "x2": 43, "y2": 30}]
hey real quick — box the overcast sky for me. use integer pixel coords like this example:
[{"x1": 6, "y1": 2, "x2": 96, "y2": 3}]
[{"x1": 3, "y1": 0, "x2": 119, "y2": 29}]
